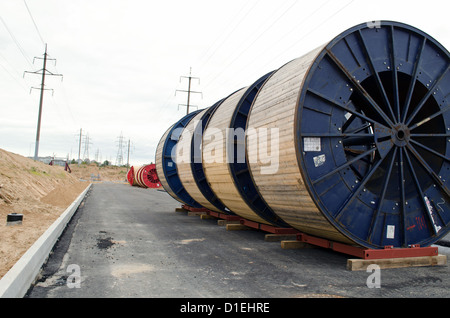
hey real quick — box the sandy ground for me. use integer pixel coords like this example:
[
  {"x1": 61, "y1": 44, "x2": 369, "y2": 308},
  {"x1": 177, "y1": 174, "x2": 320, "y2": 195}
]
[{"x1": 0, "y1": 148, "x2": 128, "y2": 279}]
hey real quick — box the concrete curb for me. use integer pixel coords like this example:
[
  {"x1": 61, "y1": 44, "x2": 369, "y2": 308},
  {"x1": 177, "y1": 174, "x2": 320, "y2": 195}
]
[{"x1": 0, "y1": 183, "x2": 92, "y2": 298}]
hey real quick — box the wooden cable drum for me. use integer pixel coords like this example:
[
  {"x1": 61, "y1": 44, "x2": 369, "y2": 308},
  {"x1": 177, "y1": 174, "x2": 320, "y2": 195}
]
[
  {"x1": 127, "y1": 166, "x2": 137, "y2": 186},
  {"x1": 134, "y1": 164, "x2": 161, "y2": 188},
  {"x1": 135, "y1": 166, "x2": 147, "y2": 188},
  {"x1": 176, "y1": 102, "x2": 230, "y2": 213},
  {"x1": 203, "y1": 72, "x2": 289, "y2": 226},
  {"x1": 155, "y1": 110, "x2": 204, "y2": 208},
  {"x1": 154, "y1": 21, "x2": 449, "y2": 249},
  {"x1": 247, "y1": 21, "x2": 450, "y2": 249}
]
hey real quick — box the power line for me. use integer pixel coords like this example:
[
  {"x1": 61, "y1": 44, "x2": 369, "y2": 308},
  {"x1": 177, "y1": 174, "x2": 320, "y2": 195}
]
[
  {"x1": 23, "y1": 0, "x2": 45, "y2": 45},
  {"x1": 223, "y1": 0, "x2": 333, "y2": 81},
  {"x1": 261, "y1": 0, "x2": 355, "y2": 67},
  {"x1": 196, "y1": 0, "x2": 261, "y2": 74},
  {"x1": 0, "y1": 15, "x2": 33, "y2": 68},
  {"x1": 0, "y1": 52, "x2": 29, "y2": 92},
  {"x1": 202, "y1": 0, "x2": 354, "y2": 97},
  {"x1": 201, "y1": 0, "x2": 298, "y2": 92}
]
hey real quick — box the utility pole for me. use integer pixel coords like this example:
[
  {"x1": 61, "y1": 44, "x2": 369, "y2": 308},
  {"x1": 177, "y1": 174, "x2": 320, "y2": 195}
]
[
  {"x1": 176, "y1": 67, "x2": 202, "y2": 115},
  {"x1": 77, "y1": 128, "x2": 83, "y2": 165},
  {"x1": 126, "y1": 139, "x2": 131, "y2": 176},
  {"x1": 24, "y1": 44, "x2": 63, "y2": 161}
]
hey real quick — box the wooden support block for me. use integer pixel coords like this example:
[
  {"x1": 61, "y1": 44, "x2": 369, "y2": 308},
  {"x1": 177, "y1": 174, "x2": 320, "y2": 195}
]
[
  {"x1": 217, "y1": 220, "x2": 241, "y2": 226},
  {"x1": 187, "y1": 211, "x2": 207, "y2": 216},
  {"x1": 347, "y1": 254, "x2": 447, "y2": 271},
  {"x1": 281, "y1": 240, "x2": 312, "y2": 249},
  {"x1": 265, "y1": 234, "x2": 298, "y2": 242},
  {"x1": 175, "y1": 208, "x2": 187, "y2": 212},
  {"x1": 200, "y1": 214, "x2": 215, "y2": 220},
  {"x1": 226, "y1": 224, "x2": 251, "y2": 231}
]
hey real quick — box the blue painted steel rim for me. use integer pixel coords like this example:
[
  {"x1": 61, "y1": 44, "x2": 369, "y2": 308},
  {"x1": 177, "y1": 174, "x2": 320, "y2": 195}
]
[
  {"x1": 228, "y1": 71, "x2": 290, "y2": 227},
  {"x1": 161, "y1": 110, "x2": 203, "y2": 208},
  {"x1": 296, "y1": 21, "x2": 450, "y2": 248},
  {"x1": 189, "y1": 100, "x2": 232, "y2": 213}
]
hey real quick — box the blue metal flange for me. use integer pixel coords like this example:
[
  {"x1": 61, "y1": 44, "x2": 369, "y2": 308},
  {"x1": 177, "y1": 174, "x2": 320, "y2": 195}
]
[
  {"x1": 189, "y1": 100, "x2": 232, "y2": 213},
  {"x1": 161, "y1": 110, "x2": 203, "y2": 208},
  {"x1": 229, "y1": 71, "x2": 291, "y2": 227},
  {"x1": 297, "y1": 21, "x2": 449, "y2": 248}
]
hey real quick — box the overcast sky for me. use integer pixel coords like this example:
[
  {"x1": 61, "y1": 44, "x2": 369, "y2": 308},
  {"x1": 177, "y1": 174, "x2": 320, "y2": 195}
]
[{"x1": 0, "y1": 0, "x2": 449, "y2": 166}]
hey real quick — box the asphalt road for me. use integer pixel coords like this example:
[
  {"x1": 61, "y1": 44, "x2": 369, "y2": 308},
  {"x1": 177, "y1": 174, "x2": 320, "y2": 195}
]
[{"x1": 26, "y1": 183, "x2": 450, "y2": 300}]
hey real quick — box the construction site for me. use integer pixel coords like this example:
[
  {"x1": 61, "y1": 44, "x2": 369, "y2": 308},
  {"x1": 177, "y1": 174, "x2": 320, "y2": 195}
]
[{"x1": 0, "y1": 1, "x2": 449, "y2": 307}]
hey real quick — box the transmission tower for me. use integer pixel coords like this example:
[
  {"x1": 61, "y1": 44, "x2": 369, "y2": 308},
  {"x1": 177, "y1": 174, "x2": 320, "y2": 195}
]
[
  {"x1": 115, "y1": 132, "x2": 125, "y2": 166},
  {"x1": 176, "y1": 67, "x2": 202, "y2": 115},
  {"x1": 24, "y1": 44, "x2": 63, "y2": 160},
  {"x1": 83, "y1": 133, "x2": 92, "y2": 161}
]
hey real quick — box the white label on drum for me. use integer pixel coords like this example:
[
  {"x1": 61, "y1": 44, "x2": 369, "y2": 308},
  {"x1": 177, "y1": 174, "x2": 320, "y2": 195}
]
[
  {"x1": 424, "y1": 196, "x2": 442, "y2": 233},
  {"x1": 303, "y1": 137, "x2": 321, "y2": 152},
  {"x1": 313, "y1": 154, "x2": 326, "y2": 167},
  {"x1": 386, "y1": 225, "x2": 395, "y2": 239},
  {"x1": 167, "y1": 162, "x2": 173, "y2": 167}
]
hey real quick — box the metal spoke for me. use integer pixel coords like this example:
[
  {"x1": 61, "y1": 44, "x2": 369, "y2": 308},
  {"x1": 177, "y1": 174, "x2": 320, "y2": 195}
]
[
  {"x1": 409, "y1": 139, "x2": 450, "y2": 162},
  {"x1": 342, "y1": 113, "x2": 356, "y2": 131},
  {"x1": 312, "y1": 147, "x2": 377, "y2": 185},
  {"x1": 409, "y1": 105, "x2": 450, "y2": 131},
  {"x1": 325, "y1": 50, "x2": 396, "y2": 128},
  {"x1": 357, "y1": 29, "x2": 397, "y2": 123},
  {"x1": 335, "y1": 147, "x2": 391, "y2": 220},
  {"x1": 410, "y1": 133, "x2": 450, "y2": 137},
  {"x1": 367, "y1": 147, "x2": 398, "y2": 242},
  {"x1": 306, "y1": 88, "x2": 386, "y2": 127},
  {"x1": 398, "y1": 148, "x2": 407, "y2": 247},
  {"x1": 406, "y1": 63, "x2": 450, "y2": 126},
  {"x1": 343, "y1": 135, "x2": 375, "y2": 147},
  {"x1": 301, "y1": 132, "x2": 374, "y2": 138},
  {"x1": 401, "y1": 37, "x2": 426, "y2": 123},
  {"x1": 390, "y1": 26, "x2": 401, "y2": 122},
  {"x1": 346, "y1": 123, "x2": 373, "y2": 134},
  {"x1": 406, "y1": 143, "x2": 450, "y2": 198},
  {"x1": 403, "y1": 148, "x2": 440, "y2": 235}
]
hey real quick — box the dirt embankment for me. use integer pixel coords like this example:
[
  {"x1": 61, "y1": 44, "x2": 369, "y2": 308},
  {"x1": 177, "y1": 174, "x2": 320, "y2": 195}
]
[
  {"x1": 69, "y1": 163, "x2": 128, "y2": 182},
  {"x1": 0, "y1": 149, "x2": 127, "y2": 279}
]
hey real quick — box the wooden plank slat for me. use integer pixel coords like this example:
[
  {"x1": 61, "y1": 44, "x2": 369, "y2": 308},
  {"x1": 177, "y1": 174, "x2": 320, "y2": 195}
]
[
  {"x1": 247, "y1": 47, "x2": 351, "y2": 244},
  {"x1": 203, "y1": 88, "x2": 271, "y2": 225}
]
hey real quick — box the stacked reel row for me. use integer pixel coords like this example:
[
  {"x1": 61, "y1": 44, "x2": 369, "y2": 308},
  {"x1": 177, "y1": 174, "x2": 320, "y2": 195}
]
[
  {"x1": 127, "y1": 164, "x2": 161, "y2": 188},
  {"x1": 155, "y1": 21, "x2": 450, "y2": 249}
]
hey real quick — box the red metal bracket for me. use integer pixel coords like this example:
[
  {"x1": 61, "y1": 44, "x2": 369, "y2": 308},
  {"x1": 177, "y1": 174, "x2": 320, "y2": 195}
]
[
  {"x1": 182, "y1": 204, "x2": 210, "y2": 213},
  {"x1": 206, "y1": 210, "x2": 241, "y2": 221},
  {"x1": 296, "y1": 233, "x2": 439, "y2": 259},
  {"x1": 185, "y1": 205, "x2": 439, "y2": 260},
  {"x1": 240, "y1": 219, "x2": 298, "y2": 234}
]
